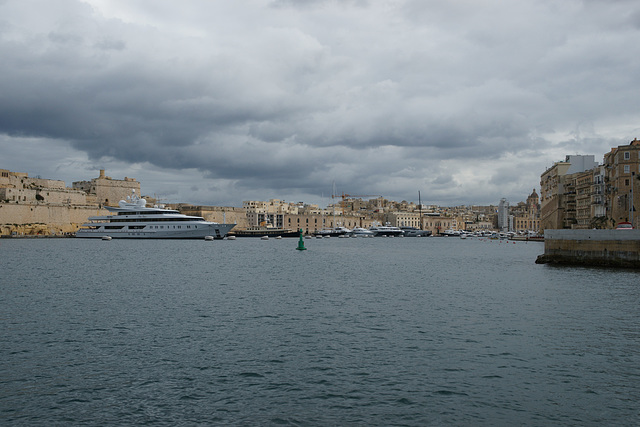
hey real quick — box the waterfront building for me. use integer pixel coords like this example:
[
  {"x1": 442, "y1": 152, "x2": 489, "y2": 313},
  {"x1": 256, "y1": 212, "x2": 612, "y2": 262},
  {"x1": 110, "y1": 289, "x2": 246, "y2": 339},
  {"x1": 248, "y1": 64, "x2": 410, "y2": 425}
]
[
  {"x1": 385, "y1": 211, "x2": 421, "y2": 229},
  {"x1": 591, "y1": 166, "x2": 606, "y2": 227},
  {"x1": 511, "y1": 190, "x2": 540, "y2": 233},
  {"x1": 242, "y1": 199, "x2": 300, "y2": 229},
  {"x1": 603, "y1": 138, "x2": 640, "y2": 228},
  {"x1": 574, "y1": 170, "x2": 593, "y2": 229},
  {"x1": 541, "y1": 161, "x2": 569, "y2": 231},
  {"x1": 422, "y1": 214, "x2": 455, "y2": 235},
  {"x1": 540, "y1": 155, "x2": 598, "y2": 231},
  {"x1": 283, "y1": 212, "x2": 368, "y2": 235}
]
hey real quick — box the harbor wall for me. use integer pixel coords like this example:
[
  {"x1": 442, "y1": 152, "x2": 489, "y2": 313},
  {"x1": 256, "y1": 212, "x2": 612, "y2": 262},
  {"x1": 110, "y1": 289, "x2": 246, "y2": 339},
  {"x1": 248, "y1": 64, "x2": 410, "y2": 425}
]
[
  {"x1": 0, "y1": 203, "x2": 106, "y2": 236},
  {"x1": 536, "y1": 229, "x2": 640, "y2": 268}
]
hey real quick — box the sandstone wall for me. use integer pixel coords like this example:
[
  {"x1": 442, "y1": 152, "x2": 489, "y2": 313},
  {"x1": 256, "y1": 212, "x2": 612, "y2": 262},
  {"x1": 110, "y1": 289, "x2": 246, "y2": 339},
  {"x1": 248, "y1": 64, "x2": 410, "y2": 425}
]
[{"x1": 0, "y1": 204, "x2": 107, "y2": 236}]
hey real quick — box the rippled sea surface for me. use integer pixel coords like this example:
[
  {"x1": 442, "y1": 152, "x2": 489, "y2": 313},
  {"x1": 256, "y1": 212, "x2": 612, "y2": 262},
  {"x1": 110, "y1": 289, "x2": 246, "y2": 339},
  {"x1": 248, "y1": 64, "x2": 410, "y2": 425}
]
[{"x1": 1, "y1": 237, "x2": 639, "y2": 426}]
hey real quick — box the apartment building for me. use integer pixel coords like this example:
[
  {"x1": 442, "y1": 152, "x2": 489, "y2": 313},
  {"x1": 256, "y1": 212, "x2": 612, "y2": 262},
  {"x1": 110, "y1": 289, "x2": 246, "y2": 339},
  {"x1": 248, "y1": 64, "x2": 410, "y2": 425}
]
[
  {"x1": 540, "y1": 141, "x2": 640, "y2": 230},
  {"x1": 591, "y1": 166, "x2": 606, "y2": 225},
  {"x1": 498, "y1": 198, "x2": 510, "y2": 231},
  {"x1": 540, "y1": 155, "x2": 598, "y2": 231},
  {"x1": 603, "y1": 138, "x2": 640, "y2": 228},
  {"x1": 574, "y1": 170, "x2": 593, "y2": 229}
]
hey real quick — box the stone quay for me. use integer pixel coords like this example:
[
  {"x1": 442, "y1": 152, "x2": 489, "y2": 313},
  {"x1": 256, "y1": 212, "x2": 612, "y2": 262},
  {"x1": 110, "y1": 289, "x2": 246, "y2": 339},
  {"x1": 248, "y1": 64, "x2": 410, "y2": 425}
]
[{"x1": 536, "y1": 229, "x2": 640, "y2": 268}]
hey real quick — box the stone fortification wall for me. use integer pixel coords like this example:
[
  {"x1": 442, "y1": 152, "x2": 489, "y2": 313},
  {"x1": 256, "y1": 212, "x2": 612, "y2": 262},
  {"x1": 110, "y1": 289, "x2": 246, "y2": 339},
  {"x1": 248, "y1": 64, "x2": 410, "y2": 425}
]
[
  {"x1": 536, "y1": 229, "x2": 640, "y2": 268},
  {"x1": 0, "y1": 204, "x2": 106, "y2": 236},
  {"x1": 1, "y1": 173, "x2": 65, "y2": 190},
  {"x1": 0, "y1": 186, "x2": 88, "y2": 205},
  {"x1": 72, "y1": 170, "x2": 140, "y2": 207}
]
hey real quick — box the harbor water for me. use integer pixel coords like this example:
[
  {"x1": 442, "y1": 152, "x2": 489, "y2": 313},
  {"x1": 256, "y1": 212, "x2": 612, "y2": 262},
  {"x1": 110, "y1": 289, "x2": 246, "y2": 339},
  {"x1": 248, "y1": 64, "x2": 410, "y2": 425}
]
[{"x1": 1, "y1": 237, "x2": 639, "y2": 426}]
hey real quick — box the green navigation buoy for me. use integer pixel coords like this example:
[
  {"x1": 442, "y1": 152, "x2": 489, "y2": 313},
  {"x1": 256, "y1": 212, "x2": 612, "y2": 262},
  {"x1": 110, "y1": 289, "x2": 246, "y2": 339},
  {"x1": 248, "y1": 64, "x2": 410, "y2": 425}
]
[{"x1": 296, "y1": 229, "x2": 307, "y2": 250}]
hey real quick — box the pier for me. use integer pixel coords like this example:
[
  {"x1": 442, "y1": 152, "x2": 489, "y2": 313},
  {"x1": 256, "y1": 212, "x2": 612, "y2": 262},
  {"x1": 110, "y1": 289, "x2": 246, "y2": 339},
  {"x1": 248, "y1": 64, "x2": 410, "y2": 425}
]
[{"x1": 536, "y1": 229, "x2": 640, "y2": 268}]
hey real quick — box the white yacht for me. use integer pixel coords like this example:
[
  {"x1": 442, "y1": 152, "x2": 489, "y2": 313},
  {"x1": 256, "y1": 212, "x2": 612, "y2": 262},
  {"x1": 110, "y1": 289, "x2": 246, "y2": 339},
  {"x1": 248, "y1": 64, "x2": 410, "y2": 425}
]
[
  {"x1": 350, "y1": 227, "x2": 374, "y2": 237},
  {"x1": 369, "y1": 223, "x2": 404, "y2": 237},
  {"x1": 314, "y1": 226, "x2": 351, "y2": 237},
  {"x1": 400, "y1": 226, "x2": 432, "y2": 237},
  {"x1": 76, "y1": 193, "x2": 235, "y2": 239}
]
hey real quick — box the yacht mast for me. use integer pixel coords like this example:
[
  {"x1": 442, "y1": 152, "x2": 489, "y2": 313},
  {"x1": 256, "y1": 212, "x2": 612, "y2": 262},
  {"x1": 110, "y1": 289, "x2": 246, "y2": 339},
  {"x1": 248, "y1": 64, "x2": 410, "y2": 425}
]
[{"x1": 419, "y1": 191, "x2": 422, "y2": 230}]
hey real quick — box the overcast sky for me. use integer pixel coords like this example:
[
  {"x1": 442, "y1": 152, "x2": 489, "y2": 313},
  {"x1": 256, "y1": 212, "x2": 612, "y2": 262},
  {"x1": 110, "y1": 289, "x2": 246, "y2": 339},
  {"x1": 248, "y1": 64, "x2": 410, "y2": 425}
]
[{"x1": 1, "y1": 0, "x2": 639, "y2": 207}]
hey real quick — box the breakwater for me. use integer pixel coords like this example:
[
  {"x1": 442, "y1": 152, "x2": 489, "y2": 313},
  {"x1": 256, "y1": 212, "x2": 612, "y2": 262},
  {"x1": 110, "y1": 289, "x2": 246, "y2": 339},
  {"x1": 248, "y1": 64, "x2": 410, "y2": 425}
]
[{"x1": 536, "y1": 229, "x2": 640, "y2": 268}]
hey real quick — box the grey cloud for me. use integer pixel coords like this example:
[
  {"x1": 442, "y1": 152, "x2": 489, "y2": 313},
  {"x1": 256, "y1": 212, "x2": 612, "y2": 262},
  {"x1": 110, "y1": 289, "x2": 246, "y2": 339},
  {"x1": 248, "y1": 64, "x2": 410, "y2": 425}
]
[{"x1": 1, "y1": 0, "x2": 639, "y2": 206}]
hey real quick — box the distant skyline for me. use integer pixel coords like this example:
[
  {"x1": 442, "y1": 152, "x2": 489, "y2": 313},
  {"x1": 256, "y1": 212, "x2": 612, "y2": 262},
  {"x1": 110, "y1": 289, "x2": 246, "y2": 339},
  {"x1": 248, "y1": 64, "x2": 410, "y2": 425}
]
[{"x1": 2, "y1": 0, "x2": 639, "y2": 207}]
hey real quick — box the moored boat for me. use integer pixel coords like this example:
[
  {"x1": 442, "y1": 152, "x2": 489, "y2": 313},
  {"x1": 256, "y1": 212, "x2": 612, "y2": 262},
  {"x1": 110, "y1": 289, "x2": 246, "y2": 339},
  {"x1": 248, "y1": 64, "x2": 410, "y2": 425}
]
[
  {"x1": 350, "y1": 227, "x2": 375, "y2": 237},
  {"x1": 369, "y1": 223, "x2": 404, "y2": 237},
  {"x1": 314, "y1": 226, "x2": 351, "y2": 237},
  {"x1": 400, "y1": 226, "x2": 432, "y2": 237},
  {"x1": 76, "y1": 192, "x2": 235, "y2": 239}
]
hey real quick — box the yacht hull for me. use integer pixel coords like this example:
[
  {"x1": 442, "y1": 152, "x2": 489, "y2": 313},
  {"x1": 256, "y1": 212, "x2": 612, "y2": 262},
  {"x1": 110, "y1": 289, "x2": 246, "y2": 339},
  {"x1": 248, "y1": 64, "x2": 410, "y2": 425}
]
[{"x1": 76, "y1": 223, "x2": 236, "y2": 239}]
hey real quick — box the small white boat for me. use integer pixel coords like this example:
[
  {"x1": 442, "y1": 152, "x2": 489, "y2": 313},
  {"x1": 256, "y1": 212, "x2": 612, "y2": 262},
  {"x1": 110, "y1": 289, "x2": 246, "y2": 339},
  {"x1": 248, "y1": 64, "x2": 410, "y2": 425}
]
[
  {"x1": 101, "y1": 236, "x2": 112, "y2": 241},
  {"x1": 261, "y1": 235, "x2": 269, "y2": 240},
  {"x1": 204, "y1": 235, "x2": 214, "y2": 241}
]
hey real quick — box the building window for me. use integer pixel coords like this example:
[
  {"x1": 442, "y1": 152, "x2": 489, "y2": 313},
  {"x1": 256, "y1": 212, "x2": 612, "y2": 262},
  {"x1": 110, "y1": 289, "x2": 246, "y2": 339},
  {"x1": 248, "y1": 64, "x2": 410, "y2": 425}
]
[
  {"x1": 624, "y1": 165, "x2": 630, "y2": 173},
  {"x1": 625, "y1": 179, "x2": 630, "y2": 186},
  {"x1": 624, "y1": 152, "x2": 630, "y2": 160}
]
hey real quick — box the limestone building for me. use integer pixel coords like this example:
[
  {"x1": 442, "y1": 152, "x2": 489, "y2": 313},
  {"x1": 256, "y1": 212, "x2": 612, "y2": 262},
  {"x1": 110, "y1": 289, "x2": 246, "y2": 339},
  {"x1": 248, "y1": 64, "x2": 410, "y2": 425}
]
[
  {"x1": 540, "y1": 155, "x2": 598, "y2": 231},
  {"x1": 512, "y1": 189, "x2": 540, "y2": 232},
  {"x1": 591, "y1": 166, "x2": 606, "y2": 226},
  {"x1": 242, "y1": 199, "x2": 300, "y2": 229},
  {"x1": 603, "y1": 138, "x2": 640, "y2": 228}
]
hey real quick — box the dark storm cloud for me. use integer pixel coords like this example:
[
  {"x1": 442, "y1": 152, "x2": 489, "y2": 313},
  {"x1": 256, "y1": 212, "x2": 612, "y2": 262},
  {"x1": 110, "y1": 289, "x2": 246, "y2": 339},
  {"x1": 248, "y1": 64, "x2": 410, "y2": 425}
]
[{"x1": 1, "y1": 0, "x2": 640, "y2": 206}]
